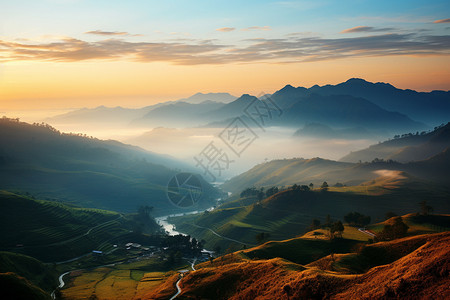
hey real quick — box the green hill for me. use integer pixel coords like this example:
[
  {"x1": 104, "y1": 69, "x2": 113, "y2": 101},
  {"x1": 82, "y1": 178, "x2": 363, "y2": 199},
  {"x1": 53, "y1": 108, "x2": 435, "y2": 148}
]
[
  {"x1": 0, "y1": 251, "x2": 57, "y2": 292},
  {"x1": 0, "y1": 118, "x2": 217, "y2": 214},
  {"x1": 170, "y1": 182, "x2": 450, "y2": 252},
  {"x1": 340, "y1": 122, "x2": 450, "y2": 163},
  {"x1": 0, "y1": 191, "x2": 137, "y2": 262}
]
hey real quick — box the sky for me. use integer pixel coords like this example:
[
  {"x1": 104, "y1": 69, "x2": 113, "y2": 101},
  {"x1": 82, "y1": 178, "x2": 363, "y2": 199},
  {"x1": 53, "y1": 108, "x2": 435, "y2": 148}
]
[{"x1": 0, "y1": 0, "x2": 449, "y2": 111}]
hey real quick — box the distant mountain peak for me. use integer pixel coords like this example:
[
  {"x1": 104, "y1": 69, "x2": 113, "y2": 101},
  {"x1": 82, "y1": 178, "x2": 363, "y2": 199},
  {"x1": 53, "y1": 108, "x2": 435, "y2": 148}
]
[{"x1": 345, "y1": 78, "x2": 368, "y2": 84}]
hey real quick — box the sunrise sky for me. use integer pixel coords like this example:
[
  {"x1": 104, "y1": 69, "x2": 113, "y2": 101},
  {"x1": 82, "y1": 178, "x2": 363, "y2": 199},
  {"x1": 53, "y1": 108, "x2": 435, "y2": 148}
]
[{"x1": 1, "y1": 0, "x2": 449, "y2": 111}]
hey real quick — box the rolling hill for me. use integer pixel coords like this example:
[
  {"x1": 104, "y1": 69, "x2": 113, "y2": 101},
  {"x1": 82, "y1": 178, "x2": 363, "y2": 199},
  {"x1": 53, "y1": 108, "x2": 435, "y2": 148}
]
[
  {"x1": 170, "y1": 180, "x2": 450, "y2": 252},
  {"x1": 144, "y1": 231, "x2": 450, "y2": 299},
  {"x1": 0, "y1": 251, "x2": 57, "y2": 293},
  {"x1": 340, "y1": 122, "x2": 450, "y2": 163},
  {"x1": 0, "y1": 118, "x2": 218, "y2": 214},
  {"x1": 0, "y1": 190, "x2": 136, "y2": 262}
]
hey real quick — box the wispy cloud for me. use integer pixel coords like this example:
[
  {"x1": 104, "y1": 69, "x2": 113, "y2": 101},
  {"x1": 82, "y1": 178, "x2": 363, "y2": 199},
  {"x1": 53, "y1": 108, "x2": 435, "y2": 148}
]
[
  {"x1": 241, "y1": 26, "x2": 271, "y2": 31},
  {"x1": 1, "y1": 32, "x2": 449, "y2": 65},
  {"x1": 434, "y1": 18, "x2": 450, "y2": 23},
  {"x1": 84, "y1": 30, "x2": 144, "y2": 37},
  {"x1": 341, "y1": 26, "x2": 394, "y2": 33},
  {"x1": 85, "y1": 30, "x2": 129, "y2": 36},
  {"x1": 216, "y1": 27, "x2": 235, "y2": 32}
]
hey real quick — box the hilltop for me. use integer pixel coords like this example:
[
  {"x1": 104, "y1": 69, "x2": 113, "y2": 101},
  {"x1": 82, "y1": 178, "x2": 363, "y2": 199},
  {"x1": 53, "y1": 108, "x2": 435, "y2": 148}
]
[{"x1": 340, "y1": 122, "x2": 450, "y2": 163}]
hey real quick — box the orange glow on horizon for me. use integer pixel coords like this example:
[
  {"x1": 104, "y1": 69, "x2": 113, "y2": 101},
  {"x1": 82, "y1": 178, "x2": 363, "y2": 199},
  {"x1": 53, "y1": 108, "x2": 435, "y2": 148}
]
[{"x1": 1, "y1": 55, "x2": 449, "y2": 110}]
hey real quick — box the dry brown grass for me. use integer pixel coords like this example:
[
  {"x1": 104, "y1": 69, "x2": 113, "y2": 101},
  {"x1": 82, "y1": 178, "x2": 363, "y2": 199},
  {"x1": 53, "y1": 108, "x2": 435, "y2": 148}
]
[{"x1": 142, "y1": 232, "x2": 450, "y2": 300}]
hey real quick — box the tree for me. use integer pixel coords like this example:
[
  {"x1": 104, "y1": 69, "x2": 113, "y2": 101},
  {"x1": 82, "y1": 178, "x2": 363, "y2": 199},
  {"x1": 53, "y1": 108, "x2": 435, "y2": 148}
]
[
  {"x1": 385, "y1": 212, "x2": 397, "y2": 220},
  {"x1": 378, "y1": 216, "x2": 409, "y2": 241},
  {"x1": 329, "y1": 221, "x2": 344, "y2": 239},
  {"x1": 321, "y1": 181, "x2": 329, "y2": 188},
  {"x1": 257, "y1": 188, "x2": 265, "y2": 202},
  {"x1": 325, "y1": 214, "x2": 331, "y2": 227},
  {"x1": 255, "y1": 232, "x2": 271, "y2": 244},
  {"x1": 344, "y1": 212, "x2": 371, "y2": 227},
  {"x1": 309, "y1": 183, "x2": 314, "y2": 189},
  {"x1": 311, "y1": 219, "x2": 321, "y2": 230},
  {"x1": 265, "y1": 186, "x2": 279, "y2": 197},
  {"x1": 419, "y1": 200, "x2": 433, "y2": 216}
]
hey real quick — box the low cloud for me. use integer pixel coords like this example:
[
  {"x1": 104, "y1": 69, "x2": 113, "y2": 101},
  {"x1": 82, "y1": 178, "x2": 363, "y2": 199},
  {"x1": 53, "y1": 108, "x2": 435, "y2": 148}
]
[
  {"x1": 216, "y1": 27, "x2": 235, "y2": 32},
  {"x1": 1, "y1": 32, "x2": 449, "y2": 65},
  {"x1": 242, "y1": 26, "x2": 271, "y2": 31},
  {"x1": 85, "y1": 30, "x2": 129, "y2": 36},
  {"x1": 434, "y1": 18, "x2": 450, "y2": 24},
  {"x1": 341, "y1": 26, "x2": 394, "y2": 33}
]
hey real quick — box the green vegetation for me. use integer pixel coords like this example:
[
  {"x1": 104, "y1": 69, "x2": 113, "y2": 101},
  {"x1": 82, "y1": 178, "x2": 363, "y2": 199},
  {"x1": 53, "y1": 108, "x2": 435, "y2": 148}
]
[
  {"x1": 0, "y1": 118, "x2": 218, "y2": 214},
  {"x1": 171, "y1": 182, "x2": 450, "y2": 252},
  {"x1": 0, "y1": 191, "x2": 136, "y2": 262},
  {"x1": 0, "y1": 251, "x2": 57, "y2": 292},
  {"x1": 242, "y1": 237, "x2": 359, "y2": 265}
]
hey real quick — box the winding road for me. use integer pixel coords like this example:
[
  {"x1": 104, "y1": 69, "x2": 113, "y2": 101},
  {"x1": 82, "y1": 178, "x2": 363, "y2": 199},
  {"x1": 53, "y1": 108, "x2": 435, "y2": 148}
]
[
  {"x1": 169, "y1": 258, "x2": 197, "y2": 300},
  {"x1": 50, "y1": 271, "x2": 70, "y2": 299}
]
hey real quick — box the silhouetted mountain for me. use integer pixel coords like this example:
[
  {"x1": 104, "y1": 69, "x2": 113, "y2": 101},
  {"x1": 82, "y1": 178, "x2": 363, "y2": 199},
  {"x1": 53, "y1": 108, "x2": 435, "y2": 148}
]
[
  {"x1": 277, "y1": 93, "x2": 424, "y2": 132},
  {"x1": 307, "y1": 78, "x2": 450, "y2": 125},
  {"x1": 176, "y1": 92, "x2": 237, "y2": 104},
  {"x1": 45, "y1": 92, "x2": 235, "y2": 126},
  {"x1": 294, "y1": 123, "x2": 380, "y2": 139},
  {"x1": 0, "y1": 118, "x2": 217, "y2": 214},
  {"x1": 45, "y1": 105, "x2": 155, "y2": 125},
  {"x1": 204, "y1": 94, "x2": 259, "y2": 122},
  {"x1": 341, "y1": 122, "x2": 450, "y2": 163},
  {"x1": 132, "y1": 101, "x2": 225, "y2": 127}
]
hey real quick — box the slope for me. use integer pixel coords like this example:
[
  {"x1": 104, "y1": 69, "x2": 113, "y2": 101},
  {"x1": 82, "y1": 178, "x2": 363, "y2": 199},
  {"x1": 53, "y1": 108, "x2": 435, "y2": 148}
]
[
  {"x1": 145, "y1": 232, "x2": 450, "y2": 299},
  {"x1": 0, "y1": 118, "x2": 217, "y2": 214},
  {"x1": 0, "y1": 190, "x2": 135, "y2": 262},
  {"x1": 340, "y1": 122, "x2": 450, "y2": 163}
]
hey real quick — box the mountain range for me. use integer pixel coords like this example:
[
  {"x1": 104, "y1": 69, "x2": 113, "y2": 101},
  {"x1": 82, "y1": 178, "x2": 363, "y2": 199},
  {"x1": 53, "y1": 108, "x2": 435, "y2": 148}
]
[
  {"x1": 44, "y1": 79, "x2": 449, "y2": 136},
  {"x1": 0, "y1": 118, "x2": 218, "y2": 214}
]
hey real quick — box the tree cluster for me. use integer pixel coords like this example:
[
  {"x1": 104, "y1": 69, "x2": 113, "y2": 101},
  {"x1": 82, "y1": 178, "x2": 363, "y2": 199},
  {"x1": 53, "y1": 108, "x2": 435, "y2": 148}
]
[
  {"x1": 377, "y1": 216, "x2": 409, "y2": 241},
  {"x1": 344, "y1": 212, "x2": 371, "y2": 227}
]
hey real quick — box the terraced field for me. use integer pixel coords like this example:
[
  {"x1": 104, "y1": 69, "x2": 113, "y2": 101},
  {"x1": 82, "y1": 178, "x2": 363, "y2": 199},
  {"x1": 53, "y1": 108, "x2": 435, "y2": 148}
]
[
  {"x1": 61, "y1": 258, "x2": 182, "y2": 300},
  {"x1": 0, "y1": 191, "x2": 134, "y2": 262}
]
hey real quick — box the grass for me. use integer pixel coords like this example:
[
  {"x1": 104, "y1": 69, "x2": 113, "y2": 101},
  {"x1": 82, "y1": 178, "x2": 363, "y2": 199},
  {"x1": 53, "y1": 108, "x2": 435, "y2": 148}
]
[
  {"x1": 170, "y1": 179, "x2": 450, "y2": 254},
  {"x1": 0, "y1": 251, "x2": 58, "y2": 292},
  {"x1": 0, "y1": 191, "x2": 134, "y2": 262}
]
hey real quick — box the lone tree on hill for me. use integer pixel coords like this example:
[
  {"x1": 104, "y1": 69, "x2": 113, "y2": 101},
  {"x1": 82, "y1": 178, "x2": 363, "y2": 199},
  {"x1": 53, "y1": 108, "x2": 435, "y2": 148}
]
[
  {"x1": 377, "y1": 216, "x2": 409, "y2": 241},
  {"x1": 419, "y1": 200, "x2": 433, "y2": 216},
  {"x1": 255, "y1": 232, "x2": 271, "y2": 244}
]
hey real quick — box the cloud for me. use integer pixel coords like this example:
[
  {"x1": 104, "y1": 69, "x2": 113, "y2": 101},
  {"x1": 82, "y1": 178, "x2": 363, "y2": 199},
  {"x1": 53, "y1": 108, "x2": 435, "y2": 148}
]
[
  {"x1": 85, "y1": 30, "x2": 129, "y2": 36},
  {"x1": 216, "y1": 27, "x2": 235, "y2": 32},
  {"x1": 1, "y1": 32, "x2": 449, "y2": 65},
  {"x1": 241, "y1": 26, "x2": 271, "y2": 31},
  {"x1": 341, "y1": 26, "x2": 394, "y2": 33},
  {"x1": 434, "y1": 18, "x2": 450, "y2": 24}
]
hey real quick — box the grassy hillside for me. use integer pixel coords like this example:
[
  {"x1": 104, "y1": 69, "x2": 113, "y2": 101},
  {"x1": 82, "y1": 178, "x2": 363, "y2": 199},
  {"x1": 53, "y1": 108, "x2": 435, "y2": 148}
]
[
  {"x1": 171, "y1": 180, "x2": 450, "y2": 252},
  {"x1": 0, "y1": 118, "x2": 217, "y2": 214},
  {"x1": 0, "y1": 251, "x2": 57, "y2": 292},
  {"x1": 0, "y1": 191, "x2": 137, "y2": 262},
  {"x1": 340, "y1": 122, "x2": 450, "y2": 163},
  {"x1": 144, "y1": 232, "x2": 450, "y2": 299}
]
